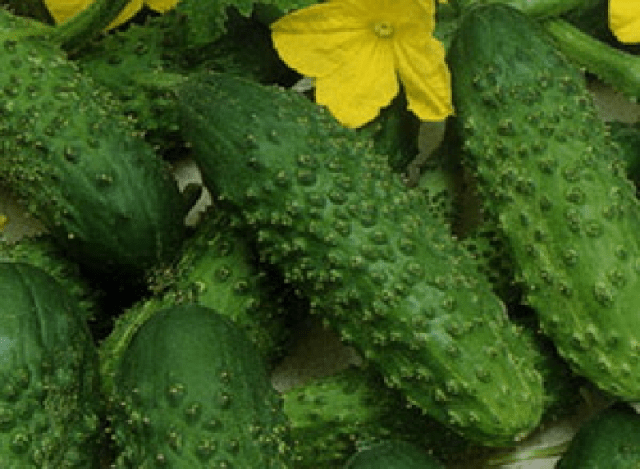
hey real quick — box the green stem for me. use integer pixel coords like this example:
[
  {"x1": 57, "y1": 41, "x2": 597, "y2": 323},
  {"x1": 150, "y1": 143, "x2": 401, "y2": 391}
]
[
  {"x1": 454, "y1": 0, "x2": 599, "y2": 18},
  {"x1": 49, "y1": 0, "x2": 130, "y2": 53},
  {"x1": 544, "y1": 18, "x2": 640, "y2": 100}
]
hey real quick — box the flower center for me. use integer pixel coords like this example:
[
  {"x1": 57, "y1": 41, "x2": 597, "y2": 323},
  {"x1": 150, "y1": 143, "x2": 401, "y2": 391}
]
[{"x1": 373, "y1": 21, "x2": 394, "y2": 38}]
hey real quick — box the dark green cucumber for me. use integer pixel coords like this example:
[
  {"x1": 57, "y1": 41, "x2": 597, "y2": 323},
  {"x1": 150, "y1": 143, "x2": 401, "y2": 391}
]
[
  {"x1": 344, "y1": 440, "x2": 445, "y2": 469},
  {"x1": 283, "y1": 366, "x2": 495, "y2": 468},
  {"x1": 283, "y1": 325, "x2": 589, "y2": 468},
  {"x1": 0, "y1": 262, "x2": 102, "y2": 468},
  {"x1": 100, "y1": 208, "x2": 298, "y2": 394},
  {"x1": 449, "y1": 4, "x2": 640, "y2": 399},
  {"x1": 0, "y1": 9, "x2": 187, "y2": 280},
  {"x1": 107, "y1": 303, "x2": 294, "y2": 468},
  {"x1": 556, "y1": 403, "x2": 640, "y2": 468},
  {"x1": 178, "y1": 72, "x2": 544, "y2": 445}
]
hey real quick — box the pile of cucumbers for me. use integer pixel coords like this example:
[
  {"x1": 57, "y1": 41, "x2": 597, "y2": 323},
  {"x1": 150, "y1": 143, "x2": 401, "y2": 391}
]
[{"x1": 1, "y1": 0, "x2": 640, "y2": 467}]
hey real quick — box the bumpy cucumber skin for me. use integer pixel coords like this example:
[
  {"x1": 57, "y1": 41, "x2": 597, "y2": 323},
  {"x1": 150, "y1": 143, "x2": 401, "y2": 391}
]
[
  {"x1": 449, "y1": 4, "x2": 640, "y2": 399},
  {"x1": 556, "y1": 404, "x2": 640, "y2": 468},
  {"x1": 73, "y1": 19, "x2": 183, "y2": 154},
  {"x1": 107, "y1": 304, "x2": 293, "y2": 468},
  {"x1": 178, "y1": 72, "x2": 544, "y2": 445},
  {"x1": 0, "y1": 13, "x2": 186, "y2": 279},
  {"x1": 344, "y1": 440, "x2": 445, "y2": 469},
  {"x1": 0, "y1": 262, "x2": 102, "y2": 468}
]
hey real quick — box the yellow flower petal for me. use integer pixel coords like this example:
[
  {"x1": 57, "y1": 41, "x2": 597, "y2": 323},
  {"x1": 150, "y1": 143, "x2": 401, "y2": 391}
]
[
  {"x1": 45, "y1": 0, "x2": 92, "y2": 24},
  {"x1": 610, "y1": 0, "x2": 640, "y2": 43},
  {"x1": 271, "y1": 2, "x2": 370, "y2": 78},
  {"x1": 394, "y1": 34, "x2": 453, "y2": 121},
  {"x1": 315, "y1": 38, "x2": 398, "y2": 128},
  {"x1": 45, "y1": 0, "x2": 176, "y2": 29},
  {"x1": 146, "y1": 0, "x2": 180, "y2": 13}
]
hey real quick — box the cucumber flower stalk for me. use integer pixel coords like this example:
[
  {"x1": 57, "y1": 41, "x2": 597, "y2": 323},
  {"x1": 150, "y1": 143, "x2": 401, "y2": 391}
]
[
  {"x1": 44, "y1": 0, "x2": 178, "y2": 30},
  {"x1": 271, "y1": 0, "x2": 453, "y2": 128},
  {"x1": 609, "y1": 0, "x2": 640, "y2": 43}
]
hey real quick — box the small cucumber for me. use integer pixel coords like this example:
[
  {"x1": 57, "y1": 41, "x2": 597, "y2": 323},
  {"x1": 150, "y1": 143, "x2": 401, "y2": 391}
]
[
  {"x1": 106, "y1": 303, "x2": 294, "y2": 468},
  {"x1": 283, "y1": 366, "x2": 494, "y2": 468},
  {"x1": 100, "y1": 208, "x2": 297, "y2": 394}
]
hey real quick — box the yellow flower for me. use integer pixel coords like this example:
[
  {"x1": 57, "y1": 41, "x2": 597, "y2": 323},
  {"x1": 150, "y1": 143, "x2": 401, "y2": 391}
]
[
  {"x1": 45, "y1": 0, "x2": 178, "y2": 30},
  {"x1": 271, "y1": 0, "x2": 453, "y2": 128},
  {"x1": 609, "y1": 0, "x2": 640, "y2": 43}
]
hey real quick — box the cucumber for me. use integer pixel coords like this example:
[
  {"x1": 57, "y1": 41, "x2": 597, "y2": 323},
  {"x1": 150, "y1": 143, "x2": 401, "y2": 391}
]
[
  {"x1": 106, "y1": 303, "x2": 294, "y2": 468},
  {"x1": 0, "y1": 9, "x2": 187, "y2": 280},
  {"x1": 344, "y1": 440, "x2": 445, "y2": 469},
  {"x1": 283, "y1": 324, "x2": 589, "y2": 468},
  {"x1": 556, "y1": 404, "x2": 640, "y2": 468},
  {"x1": 448, "y1": 3, "x2": 640, "y2": 399},
  {"x1": 100, "y1": 208, "x2": 298, "y2": 395},
  {"x1": 177, "y1": 72, "x2": 544, "y2": 445},
  {"x1": 0, "y1": 262, "x2": 102, "y2": 468},
  {"x1": 0, "y1": 234, "x2": 102, "y2": 321},
  {"x1": 283, "y1": 366, "x2": 494, "y2": 468}
]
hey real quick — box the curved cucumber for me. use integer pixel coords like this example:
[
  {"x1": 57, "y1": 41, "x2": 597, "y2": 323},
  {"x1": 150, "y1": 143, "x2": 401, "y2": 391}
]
[
  {"x1": 449, "y1": 4, "x2": 640, "y2": 399},
  {"x1": 177, "y1": 71, "x2": 544, "y2": 445},
  {"x1": 0, "y1": 9, "x2": 187, "y2": 280}
]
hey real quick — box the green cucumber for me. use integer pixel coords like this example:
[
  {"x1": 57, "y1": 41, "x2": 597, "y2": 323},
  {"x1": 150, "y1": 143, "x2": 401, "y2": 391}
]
[
  {"x1": 283, "y1": 366, "x2": 494, "y2": 468},
  {"x1": 100, "y1": 208, "x2": 298, "y2": 395},
  {"x1": 0, "y1": 9, "x2": 187, "y2": 281},
  {"x1": 344, "y1": 440, "x2": 445, "y2": 469},
  {"x1": 448, "y1": 4, "x2": 640, "y2": 399},
  {"x1": 556, "y1": 404, "x2": 640, "y2": 468},
  {"x1": 0, "y1": 262, "x2": 102, "y2": 468},
  {"x1": 106, "y1": 303, "x2": 294, "y2": 468},
  {"x1": 283, "y1": 324, "x2": 590, "y2": 468},
  {"x1": 177, "y1": 71, "x2": 544, "y2": 445}
]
